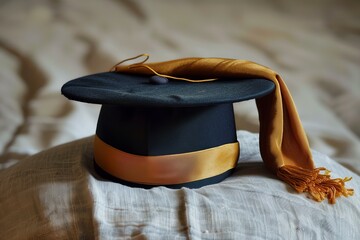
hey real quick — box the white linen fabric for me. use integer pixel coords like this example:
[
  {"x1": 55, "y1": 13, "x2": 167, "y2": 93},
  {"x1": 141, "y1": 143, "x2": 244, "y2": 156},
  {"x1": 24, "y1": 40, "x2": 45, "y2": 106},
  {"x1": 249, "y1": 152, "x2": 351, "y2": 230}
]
[
  {"x1": 0, "y1": 131, "x2": 359, "y2": 240},
  {"x1": 0, "y1": 1, "x2": 359, "y2": 239}
]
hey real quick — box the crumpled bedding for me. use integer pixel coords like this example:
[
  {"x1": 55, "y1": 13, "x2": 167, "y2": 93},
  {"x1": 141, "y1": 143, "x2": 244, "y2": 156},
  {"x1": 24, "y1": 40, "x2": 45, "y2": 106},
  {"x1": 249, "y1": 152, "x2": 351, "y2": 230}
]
[
  {"x1": 0, "y1": 0, "x2": 359, "y2": 239},
  {"x1": 1, "y1": 131, "x2": 359, "y2": 239}
]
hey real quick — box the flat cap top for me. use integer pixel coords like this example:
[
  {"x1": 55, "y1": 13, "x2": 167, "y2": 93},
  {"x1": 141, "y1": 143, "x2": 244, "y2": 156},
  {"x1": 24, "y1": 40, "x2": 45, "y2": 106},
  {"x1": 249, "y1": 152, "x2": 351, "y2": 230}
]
[{"x1": 61, "y1": 72, "x2": 275, "y2": 107}]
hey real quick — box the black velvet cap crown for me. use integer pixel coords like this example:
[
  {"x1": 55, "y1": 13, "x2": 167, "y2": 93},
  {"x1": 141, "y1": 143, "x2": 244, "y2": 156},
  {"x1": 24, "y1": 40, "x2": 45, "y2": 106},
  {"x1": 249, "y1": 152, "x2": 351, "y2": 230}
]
[{"x1": 61, "y1": 72, "x2": 275, "y2": 188}]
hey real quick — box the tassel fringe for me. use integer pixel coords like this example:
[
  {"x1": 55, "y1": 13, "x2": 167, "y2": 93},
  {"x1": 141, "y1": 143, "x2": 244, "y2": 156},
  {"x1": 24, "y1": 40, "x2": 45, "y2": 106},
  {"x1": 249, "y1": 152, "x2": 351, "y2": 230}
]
[{"x1": 277, "y1": 165, "x2": 354, "y2": 204}]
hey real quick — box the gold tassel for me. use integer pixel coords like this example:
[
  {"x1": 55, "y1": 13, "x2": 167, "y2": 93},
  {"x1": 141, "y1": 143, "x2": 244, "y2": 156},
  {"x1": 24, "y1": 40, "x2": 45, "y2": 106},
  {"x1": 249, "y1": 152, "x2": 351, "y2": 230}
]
[{"x1": 277, "y1": 165, "x2": 354, "y2": 204}]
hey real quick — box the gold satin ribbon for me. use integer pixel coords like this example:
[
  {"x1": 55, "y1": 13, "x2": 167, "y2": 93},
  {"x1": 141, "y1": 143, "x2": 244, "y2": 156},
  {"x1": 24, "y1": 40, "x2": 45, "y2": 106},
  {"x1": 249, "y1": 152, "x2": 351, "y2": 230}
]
[{"x1": 94, "y1": 135, "x2": 239, "y2": 185}]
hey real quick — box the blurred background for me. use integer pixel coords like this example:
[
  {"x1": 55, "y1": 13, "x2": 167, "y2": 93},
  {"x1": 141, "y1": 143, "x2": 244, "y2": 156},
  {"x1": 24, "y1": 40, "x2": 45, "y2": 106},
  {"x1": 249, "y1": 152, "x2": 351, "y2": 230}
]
[{"x1": 0, "y1": 0, "x2": 359, "y2": 173}]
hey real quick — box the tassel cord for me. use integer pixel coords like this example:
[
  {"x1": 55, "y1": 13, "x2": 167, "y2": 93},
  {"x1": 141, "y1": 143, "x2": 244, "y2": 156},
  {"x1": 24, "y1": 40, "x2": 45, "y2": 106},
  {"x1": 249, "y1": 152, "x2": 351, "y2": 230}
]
[{"x1": 278, "y1": 165, "x2": 353, "y2": 204}]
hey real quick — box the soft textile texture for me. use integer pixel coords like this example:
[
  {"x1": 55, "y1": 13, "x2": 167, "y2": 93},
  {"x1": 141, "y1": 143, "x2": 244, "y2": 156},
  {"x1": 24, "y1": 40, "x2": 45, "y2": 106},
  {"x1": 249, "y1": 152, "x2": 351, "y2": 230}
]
[
  {"x1": 0, "y1": 131, "x2": 359, "y2": 239},
  {"x1": 0, "y1": 1, "x2": 359, "y2": 237},
  {"x1": 115, "y1": 56, "x2": 353, "y2": 203}
]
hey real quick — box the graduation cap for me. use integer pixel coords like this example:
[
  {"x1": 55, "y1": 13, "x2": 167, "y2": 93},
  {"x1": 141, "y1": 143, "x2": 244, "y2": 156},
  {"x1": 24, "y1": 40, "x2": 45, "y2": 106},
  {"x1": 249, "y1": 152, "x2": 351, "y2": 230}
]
[{"x1": 62, "y1": 54, "x2": 353, "y2": 203}]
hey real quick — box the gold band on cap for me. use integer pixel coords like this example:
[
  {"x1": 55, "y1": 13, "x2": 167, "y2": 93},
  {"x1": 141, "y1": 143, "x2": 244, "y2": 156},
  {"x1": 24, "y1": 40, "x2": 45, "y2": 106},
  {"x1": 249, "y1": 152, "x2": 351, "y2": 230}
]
[{"x1": 94, "y1": 135, "x2": 239, "y2": 185}]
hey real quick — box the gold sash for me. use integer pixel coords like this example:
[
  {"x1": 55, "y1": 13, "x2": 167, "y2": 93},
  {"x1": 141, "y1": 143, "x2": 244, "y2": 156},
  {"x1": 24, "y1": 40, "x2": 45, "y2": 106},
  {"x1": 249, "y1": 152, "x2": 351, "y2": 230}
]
[
  {"x1": 110, "y1": 54, "x2": 353, "y2": 203},
  {"x1": 94, "y1": 135, "x2": 239, "y2": 185}
]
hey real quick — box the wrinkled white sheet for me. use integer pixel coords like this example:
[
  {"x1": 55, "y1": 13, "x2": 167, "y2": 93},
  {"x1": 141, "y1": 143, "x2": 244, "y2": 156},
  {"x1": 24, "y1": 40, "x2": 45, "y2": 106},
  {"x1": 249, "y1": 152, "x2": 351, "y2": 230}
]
[
  {"x1": 0, "y1": 131, "x2": 359, "y2": 239},
  {"x1": 0, "y1": 0, "x2": 359, "y2": 239}
]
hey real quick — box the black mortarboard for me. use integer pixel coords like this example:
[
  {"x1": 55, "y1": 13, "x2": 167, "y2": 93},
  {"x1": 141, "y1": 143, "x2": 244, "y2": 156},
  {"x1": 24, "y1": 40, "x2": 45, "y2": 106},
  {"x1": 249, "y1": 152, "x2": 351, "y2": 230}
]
[
  {"x1": 62, "y1": 71, "x2": 274, "y2": 188},
  {"x1": 60, "y1": 55, "x2": 354, "y2": 204}
]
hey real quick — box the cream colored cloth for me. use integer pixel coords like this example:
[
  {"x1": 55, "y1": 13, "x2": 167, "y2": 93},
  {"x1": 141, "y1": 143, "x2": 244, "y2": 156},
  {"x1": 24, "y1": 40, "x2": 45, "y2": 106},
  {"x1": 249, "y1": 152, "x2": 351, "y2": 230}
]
[
  {"x1": 0, "y1": 0, "x2": 359, "y2": 236},
  {"x1": 0, "y1": 131, "x2": 359, "y2": 239}
]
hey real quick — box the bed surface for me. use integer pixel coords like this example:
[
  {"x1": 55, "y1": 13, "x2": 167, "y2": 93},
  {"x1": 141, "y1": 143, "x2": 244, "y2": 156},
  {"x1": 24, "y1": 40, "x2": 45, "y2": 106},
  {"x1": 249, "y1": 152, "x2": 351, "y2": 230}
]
[
  {"x1": 0, "y1": 0, "x2": 359, "y2": 239},
  {"x1": 1, "y1": 131, "x2": 359, "y2": 239}
]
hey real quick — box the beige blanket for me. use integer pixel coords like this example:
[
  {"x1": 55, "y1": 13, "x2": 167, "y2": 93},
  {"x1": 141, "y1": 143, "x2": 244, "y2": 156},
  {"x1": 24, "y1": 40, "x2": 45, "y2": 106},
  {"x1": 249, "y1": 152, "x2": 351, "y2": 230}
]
[
  {"x1": 1, "y1": 131, "x2": 359, "y2": 239},
  {"x1": 0, "y1": 1, "x2": 359, "y2": 238}
]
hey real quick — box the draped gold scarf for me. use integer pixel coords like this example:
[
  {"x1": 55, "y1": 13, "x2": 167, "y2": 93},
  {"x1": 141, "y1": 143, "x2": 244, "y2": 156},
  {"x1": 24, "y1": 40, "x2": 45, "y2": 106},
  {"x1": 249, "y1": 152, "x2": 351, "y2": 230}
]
[{"x1": 112, "y1": 54, "x2": 353, "y2": 204}]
